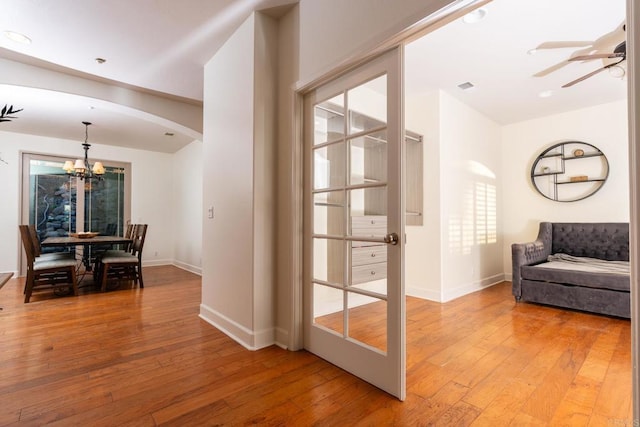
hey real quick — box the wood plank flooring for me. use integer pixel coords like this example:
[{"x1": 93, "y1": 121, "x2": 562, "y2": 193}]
[{"x1": 0, "y1": 266, "x2": 632, "y2": 426}]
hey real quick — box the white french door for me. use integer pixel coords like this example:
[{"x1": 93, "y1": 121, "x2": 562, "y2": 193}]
[{"x1": 303, "y1": 47, "x2": 406, "y2": 399}]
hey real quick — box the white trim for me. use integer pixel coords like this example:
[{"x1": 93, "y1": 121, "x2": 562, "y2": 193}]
[
  {"x1": 172, "y1": 260, "x2": 202, "y2": 276},
  {"x1": 199, "y1": 303, "x2": 275, "y2": 351},
  {"x1": 441, "y1": 274, "x2": 505, "y2": 303},
  {"x1": 626, "y1": 0, "x2": 639, "y2": 419},
  {"x1": 141, "y1": 259, "x2": 173, "y2": 267},
  {"x1": 289, "y1": 89, "x2": 305, "y2": 351},
  {"x1": 275, "y1": 327, "x2": 289, "y2": 350},
  {"x1": 406, "y1": 273, "x2": 506, "y2": 303},
  {"x1": 406, "y1": 286, "x2": 441, "y2": 302}
]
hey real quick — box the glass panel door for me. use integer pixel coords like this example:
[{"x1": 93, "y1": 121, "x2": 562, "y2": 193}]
[
  {"x1": 28, "y1": 159, "x2": 77, "y2": 256},
  {"x1": 84, "y1": 166, "x2": 126, "y2": 235},
  {"x1": 303, "y1": 48, "x2": 405, "y2": 399}
]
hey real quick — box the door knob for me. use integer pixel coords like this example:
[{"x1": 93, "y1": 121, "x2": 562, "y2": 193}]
[{"x1": 384, "y1": 232, "x2": 399, "y2": 245}]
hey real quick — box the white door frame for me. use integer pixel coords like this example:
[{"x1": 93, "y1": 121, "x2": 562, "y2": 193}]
[{"x1": 627, "y1": 0, "x2": 639, "y2": 418}]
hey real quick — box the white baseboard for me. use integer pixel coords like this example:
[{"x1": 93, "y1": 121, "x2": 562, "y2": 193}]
[
  {"x1": 172, "y1": 260, "x2": 202, "y2": 276},
  {"x1": 274, "y1": 327, "x2": 289, "y2": 350},
  {"x1": 406, "y1": 285, "x2": 441, "y2": 302},
  {"x1": 441, "y1": 273, "x2": 506, "y2": 302},
  {"x1": 141, "y1": 259, "x2": 172, "y2": 267},
  {"x1": 199, "y1": 303, "x2": 275, "y2": 351},
  {"x1": 407, "y1": 273, "x2": 507, "y2": 303},
  {"x1": 140, "y1": 259, "x2": 202, "y2": 276}
]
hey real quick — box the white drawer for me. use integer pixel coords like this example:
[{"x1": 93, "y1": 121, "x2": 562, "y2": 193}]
[
  {"x1": 351, "y1": 262, "x2": 387, "y2": 285},
  {"x1": 352, "y1": 245, "x2": 387, "y2": 266},
  {"x1": 351, "y1": 215, "x2": 387, "y2": 240}
]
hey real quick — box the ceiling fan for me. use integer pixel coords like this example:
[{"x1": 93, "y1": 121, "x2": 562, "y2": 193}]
[
  {"x1": 532, "y1": 22, "x2": 625, "y2": 80},
  {"x1": 562, "y1": 40, "x2": 626, "y2": 87}
]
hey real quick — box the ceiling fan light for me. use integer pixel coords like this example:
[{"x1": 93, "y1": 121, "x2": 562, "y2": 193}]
[{"x1": 462, "y1": 8, "x2": 487, "y2": 24}]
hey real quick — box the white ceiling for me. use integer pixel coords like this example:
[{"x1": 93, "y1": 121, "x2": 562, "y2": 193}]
[
  {"x1": 0, "y1": 0, "x2": 628, "y2": 153},
  {"x1": 406, "y1": 0, "x2": 627, "y2": 125}
]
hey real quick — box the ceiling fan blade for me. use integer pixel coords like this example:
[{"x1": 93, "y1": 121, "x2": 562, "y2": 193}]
[
  {"x1": 535, "y1": 41, "x2": 593, "y2": 50},
  {"x1": 534, "y1": 60, "x2": 570, "y2": 78},
  {"x1": 562, "y1": 66, "x2": 608, "y2": 88},
  {"x1": 569, "y1": 52, "x2": 625, "y2": 61}
]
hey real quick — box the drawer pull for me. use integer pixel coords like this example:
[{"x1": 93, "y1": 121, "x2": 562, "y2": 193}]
[
  {"x1": 371, "y1": 253, "x2": 376, "y2": 258},
  {"x1": 370, "y1": 271, "x2": 376, "y2": 275}
]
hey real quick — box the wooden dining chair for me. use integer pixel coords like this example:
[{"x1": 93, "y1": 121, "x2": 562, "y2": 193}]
[
  {"x1": 98, "y1": 224, "x2": 147, "y2": 292},
  {"x1": 19, "y1": 225, "x2": 78, "y2": 303},
  {"x1": 27, "y1": 224, "x2": 74, "y2": 261}
]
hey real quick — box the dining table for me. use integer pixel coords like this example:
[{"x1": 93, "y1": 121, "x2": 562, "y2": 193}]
[{"x1": 41, "y1": 235, "x2": 133, "y2": 271}]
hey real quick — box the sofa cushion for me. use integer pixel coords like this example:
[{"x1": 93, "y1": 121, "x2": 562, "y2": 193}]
[
  {"x1": 551, "y1": 223, "x2": 629, "y2": 261},
  {"x1": 521, "y1": 262, "x2": 629, "y2": 292}
]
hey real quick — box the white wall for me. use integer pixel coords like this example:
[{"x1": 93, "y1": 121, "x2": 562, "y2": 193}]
[
  {"x1": 297, "y1": 0, "x2": 454, "y2": 83},
  {"x1": 440, "y1": 92, "x2": 503, "y2": 300},
  {"x1": 405, "y1": 91, "x2": 442, "y2": 300},
  {"x1": 404, "y1": 90, "x2": 504, "y2": 302},
  {"x1": 0, "y1": 130, "x2": 180, "y2": 273},
  {"x1": 501, "y1": 99, "x2": 629, "y2": 277},
  {"x1": 201, "y1": 12, "x2": 278, "y2": 350},
  {"x1": 172, "y1": 140, "x2": 203, "y2": 274},
  {"x1": 275, "y1": 4, "x2": 300, "y2": 349}
]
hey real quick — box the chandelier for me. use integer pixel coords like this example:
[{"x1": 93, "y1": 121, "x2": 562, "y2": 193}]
[{"x1": 62, "y1": 121, "x2": 105, "y2": 180}]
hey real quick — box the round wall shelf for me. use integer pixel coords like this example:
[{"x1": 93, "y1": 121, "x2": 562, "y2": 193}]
[{"x1": 531, "y1": 141, "x2": 609, "y2": 202}]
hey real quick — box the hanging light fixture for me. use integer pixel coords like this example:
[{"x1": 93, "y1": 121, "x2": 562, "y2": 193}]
[{"x1": 62, "y1": 121, "x2": 105, "y2": 180}]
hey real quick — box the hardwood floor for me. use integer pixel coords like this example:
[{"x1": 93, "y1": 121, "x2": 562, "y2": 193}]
[{"x1": 0, "y1": 266, "x2": 632, "y2": 426}]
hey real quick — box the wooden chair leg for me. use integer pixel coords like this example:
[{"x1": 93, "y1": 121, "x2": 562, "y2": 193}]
[
  {"x1": 101, "y1": 264, "x2": 110, "y2": 292},
  {"x1": 24, "y1": 270, "x2": 34, "y2": 303},
  {"x1": 70, "y1": 267, "x2": 78, "y2": 296},
  {"x1": 138, "y1": 262, "x2": 144, "y2": 288}
]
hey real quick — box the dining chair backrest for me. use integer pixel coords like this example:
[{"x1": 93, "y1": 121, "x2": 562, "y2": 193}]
[
  {"x1": 123, "y1": 223, "x2": 136, "y2": 252},
  {"x1": 27, "y1": 224, "x2": 42, "y2": 257},
  {"x1": 131, "y1": 224, "x2": 148, "y2": 259},
  {"x1": 19, "y1": 225, "x2": 37, "y2": 267}
]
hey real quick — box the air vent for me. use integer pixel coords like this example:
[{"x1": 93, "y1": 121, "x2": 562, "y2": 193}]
[{"x1": 458, "y1": 82, "x2": 475, "y2": 90}]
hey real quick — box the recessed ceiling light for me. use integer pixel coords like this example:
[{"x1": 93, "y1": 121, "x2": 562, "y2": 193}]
[
  {"x1": 458, "y1": 82, "x2": 475, "y2": 91},
  {"x1": 527, "y1": 49, "x2": 538, "y2": 55},
  {"x1": 462, "y1": 8, "x2": 487, "y2": 24},
  {"x1": 609, "y1": 65, "x2": 625, "y2": 78},
  {"x1": 539, "y1": 90, "x2": 553, "y2": 98},
  {"x1": 4, "y1": 31, "x2": 31, "y2": 45}
]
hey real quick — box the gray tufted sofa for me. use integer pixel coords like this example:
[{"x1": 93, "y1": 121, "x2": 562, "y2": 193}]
[{"x1": 511, "y1": 222, "x2": 630, "y2": 318}]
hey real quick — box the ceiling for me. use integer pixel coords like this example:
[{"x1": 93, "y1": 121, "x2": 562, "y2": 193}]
[
  {"x1": 0, "y1": 0, "x2": 296, "y2": 152},
  {"x1": 0, "y1": 0, "x2": 628, "y2": 153},
  {"x1": 406, "y1": 0, "x2": 627, "y2": 125}
]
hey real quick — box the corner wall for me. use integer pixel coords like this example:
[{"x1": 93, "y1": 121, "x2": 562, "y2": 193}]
[
  {"x1": 501, "y1": 99, "x2": 629, "y2": 277},
  {"x1": 172, "y1": 140, "x2": 203, "y2": 275},
  {"x1": 405, "y1": 90, "x2": 504, "y2": 302},
  {"x1": 200, "y1": 12, "x2": 278, "y2": 350}
]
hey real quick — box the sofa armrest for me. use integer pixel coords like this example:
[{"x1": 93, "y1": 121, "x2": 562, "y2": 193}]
[{"x1": 511, "y1": 222, "x2": 552, "y2": 298}]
